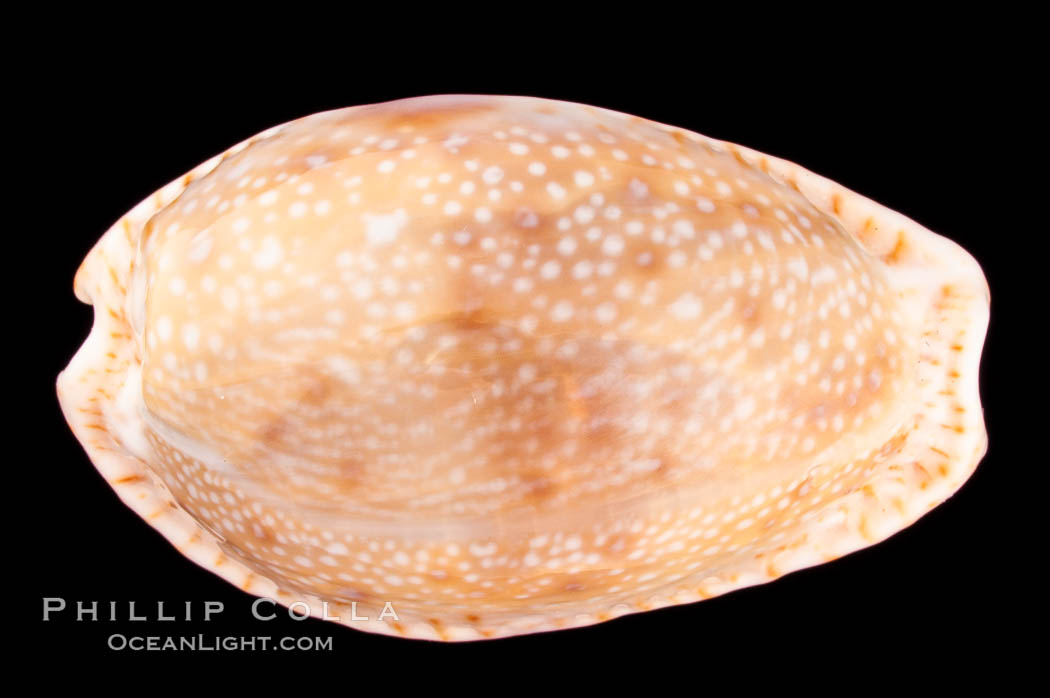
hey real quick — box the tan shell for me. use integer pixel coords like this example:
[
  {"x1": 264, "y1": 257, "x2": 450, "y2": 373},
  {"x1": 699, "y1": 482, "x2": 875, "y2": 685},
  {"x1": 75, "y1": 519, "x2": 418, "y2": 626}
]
[{"x1": 57, "y1": 95, "x2": 989, "y2": 641}]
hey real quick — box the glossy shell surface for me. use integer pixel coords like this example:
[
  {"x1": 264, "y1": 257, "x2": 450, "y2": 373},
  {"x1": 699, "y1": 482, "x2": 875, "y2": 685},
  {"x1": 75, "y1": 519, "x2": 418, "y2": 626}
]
[{"x1": 58, "y1": 95, "x2": 989, "y2": 640}]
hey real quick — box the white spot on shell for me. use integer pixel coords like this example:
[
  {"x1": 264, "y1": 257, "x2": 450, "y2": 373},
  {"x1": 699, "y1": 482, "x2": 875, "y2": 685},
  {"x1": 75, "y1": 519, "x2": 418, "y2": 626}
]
[
  {"x1": 364, "y1": 209, "x2": 408, "y2": 245},
  {"x1": 670, "y1": 293, "x2": 702, "y2": 320},
  {"x1": 253, "y1": 236, "x2": 283, "y2": 270}
]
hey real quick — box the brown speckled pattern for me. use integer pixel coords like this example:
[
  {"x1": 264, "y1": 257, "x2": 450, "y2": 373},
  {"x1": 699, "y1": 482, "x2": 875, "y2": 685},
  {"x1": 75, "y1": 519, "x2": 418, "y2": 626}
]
[{"x1": 58, "y1": 95, "x2": 988, "y2": 641}]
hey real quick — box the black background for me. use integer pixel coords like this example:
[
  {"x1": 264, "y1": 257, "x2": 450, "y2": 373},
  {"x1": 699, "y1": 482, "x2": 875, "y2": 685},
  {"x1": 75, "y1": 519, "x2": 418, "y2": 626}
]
[{"x1": 17, "y1": 26, "x2": 1030, "y2": 681}]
